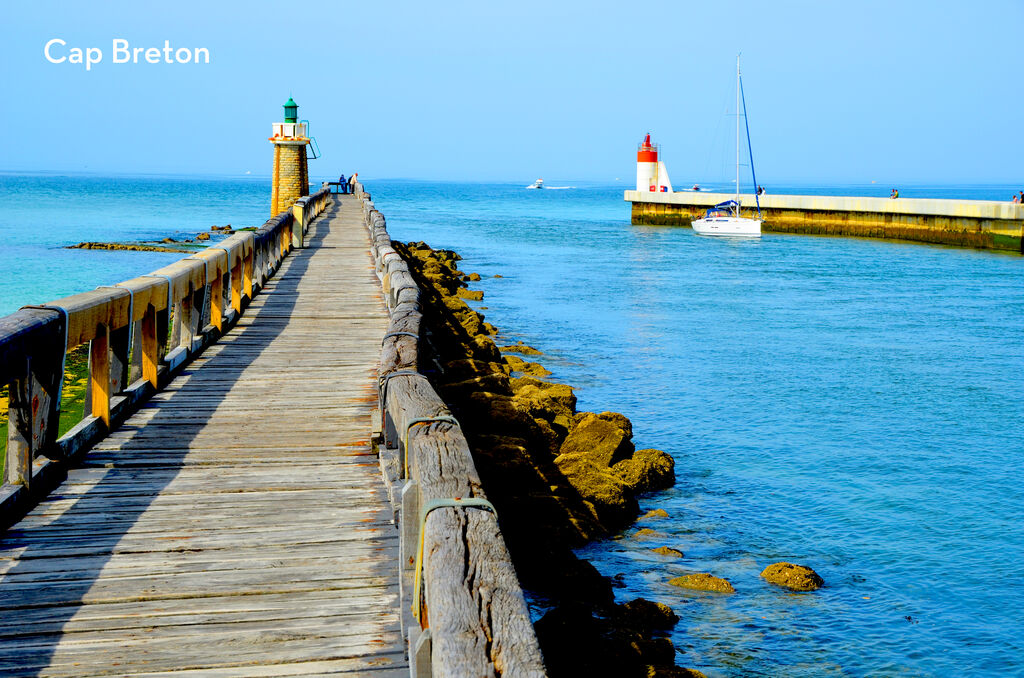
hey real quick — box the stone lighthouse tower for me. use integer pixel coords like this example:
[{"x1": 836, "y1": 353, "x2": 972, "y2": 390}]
[{"x1": 269, "y1": 97, "x2": 310, "y2": 216}]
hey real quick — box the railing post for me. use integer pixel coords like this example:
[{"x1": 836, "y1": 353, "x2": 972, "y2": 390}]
[
  {"x1": 89, "y1": 323, "x2": 111, "y2": 428},
  {"x1": 5, "y1": 366, "x2": 34, "y2": 488},
  {"x1": 109, "y1": 321, "x2": 130, "y2": 395},
  {"x1": 231, "y1": 260, "x2": 243, "y2": 314},
  {"x1": 189, "y1": 286, "x2": 204, "y2": 349},
  {"x1": 141, "y1": 304, "x2": 159, "y2": 387},
  {"x1": 291, "y1": 202, "x2": 305, "y2": 249},
  {"x1": 210, "y1": 269, "x2": 224, "y2": 331},
  {"x1": 243, "y1": 250, "x2": 255, "y2": 300}
]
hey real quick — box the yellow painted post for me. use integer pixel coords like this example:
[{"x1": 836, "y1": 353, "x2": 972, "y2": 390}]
[
  {"x1": 231, "y1": 259, "x2": 243, "y2": 313},
  {"x1": 292, "y1": 202, "x2": 305, "y2": 249},
  {"x1": 141, "y1": 305, "x2": 158, "y2": 388},
  {"x1": 210, "y1": 268, "x2": 224, "y2": 331},
  {"x1": 90, "y1": 324, "x2": 111, "y2": 427}
]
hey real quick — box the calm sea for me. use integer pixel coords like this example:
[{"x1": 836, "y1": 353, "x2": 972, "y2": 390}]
[{"x1": 3, "y1": 175, "x2": 1023, "y2": 676}]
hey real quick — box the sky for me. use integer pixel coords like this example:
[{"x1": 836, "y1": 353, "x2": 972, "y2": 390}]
[{"x1": 2, "y1": 0, "x2": 1022, "y2": 184}]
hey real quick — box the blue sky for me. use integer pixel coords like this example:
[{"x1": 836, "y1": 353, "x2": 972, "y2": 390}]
[{"x1": 3, "y1": 0, "x2": 1022, "y2": 184}]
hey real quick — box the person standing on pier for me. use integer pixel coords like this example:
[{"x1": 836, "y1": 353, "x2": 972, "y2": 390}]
[
  {"x1": 339, "y1": 174, "x2": 348, "y2": 194},
  {"x1": 349, "y1": 173, "x2": 358, "y2": 193}
]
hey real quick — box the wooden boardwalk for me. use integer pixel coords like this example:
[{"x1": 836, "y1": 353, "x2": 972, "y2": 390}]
[{"x1": 0, "y1": 196, "x2": 405, "y2": 676}]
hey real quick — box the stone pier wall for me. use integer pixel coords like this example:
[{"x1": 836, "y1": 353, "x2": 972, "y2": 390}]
[{"x1": 627, "y1": 191, "x2": 1024, "y2": 252}]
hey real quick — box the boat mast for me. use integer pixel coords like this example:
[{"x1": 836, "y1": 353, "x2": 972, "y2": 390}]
[{"x1": 735, "y1": 54, "x2": 741, "y2": 210}]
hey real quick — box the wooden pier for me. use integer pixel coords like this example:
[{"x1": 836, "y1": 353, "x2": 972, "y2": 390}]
[{"x1": 0, "y1": 187, "x2": 544, "y2": 676}]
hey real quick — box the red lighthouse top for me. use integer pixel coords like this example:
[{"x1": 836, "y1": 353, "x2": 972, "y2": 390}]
[{"x1": 637, "y1": 133, "x2": 659, "y2": 163}]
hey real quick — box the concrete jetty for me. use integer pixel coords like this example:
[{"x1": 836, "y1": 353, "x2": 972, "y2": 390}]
[{"x1": 627, "y1": 190, "x2": 1024, "y2": 252}]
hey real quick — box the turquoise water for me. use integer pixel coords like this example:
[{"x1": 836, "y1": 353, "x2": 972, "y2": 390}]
[
  {"x1": 0, "y1": 173, "x2": 322, "y2": 316},
  {"x1": 370, "y1": 181, "x2": 1024, "y2": 677},
  {"x1": 3, "y1": 175, "x2": 1023, "y2": 676}
]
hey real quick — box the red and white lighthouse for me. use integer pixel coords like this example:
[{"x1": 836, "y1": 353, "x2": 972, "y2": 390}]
[{"x1": 636, "y1": 133, "x2": 673, "y2": 193}]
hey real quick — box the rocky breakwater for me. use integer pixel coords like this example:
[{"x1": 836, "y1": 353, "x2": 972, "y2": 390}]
[{"x1": 393, "y1": 240, "x2": 704, "y2": 678}]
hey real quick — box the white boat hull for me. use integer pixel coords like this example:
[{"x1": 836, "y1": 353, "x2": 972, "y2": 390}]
[{"x1": 691, "y1": 216, "x2": 762, "y2": 237}]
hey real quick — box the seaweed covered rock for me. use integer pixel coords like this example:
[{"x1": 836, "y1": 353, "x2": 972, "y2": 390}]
[
  {"x1": 506, "y1": 355, "x2": 552, "y2": 376},
  {"x1": 537, "y1": 599, "x2": 681, "y2": 678},
  {"x1": 554, "y1": 452, "x2": 640, "y2": 528},
  {"x1": 617, "y1": 598, "x2": 679, "y2": 633},
  {"x1": 647, "y1": 668, "x2": 709, "y2": 678},
  {"x1": 613, "y1": 448, "x2": 676, "y2": 494},
  {"x1": 760, "y1": 562, "x2": 824, "y2": 591},
  {"x1": 501, "y1": 342, "x2": 543, "y2": 355},
  {"x1": 392, "y1": 239, "x2": 689, "y2": 677},
  {"x1": 560, "y1": 412, "x2": 635, "y2": 467},
  {"x1": 652, "y1": 546, "x2": 684, "y2": 558},
  {"x1": 669, "y1": 573, "x2": 735, "y2": 594}
]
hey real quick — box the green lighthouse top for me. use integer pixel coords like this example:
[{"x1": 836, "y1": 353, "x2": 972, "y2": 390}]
[{"x1": 283, "y1": 97, "x2": 298, "y2": 123}]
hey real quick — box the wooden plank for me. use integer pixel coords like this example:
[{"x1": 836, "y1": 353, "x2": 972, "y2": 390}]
[{"x1": 0, "y1": 195, "x2": 404, "y2": 675}]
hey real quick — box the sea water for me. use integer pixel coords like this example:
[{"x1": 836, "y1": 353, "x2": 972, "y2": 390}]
[
  {"x1": 0, "y1": 173, "x2": 285, "y2": 316},
  {"x1": 371, "y1": 181, "x2": 1024, "y2": 677},
  {"x1": 2, "y1": 175, "x2": 1023, "y2": 676}
]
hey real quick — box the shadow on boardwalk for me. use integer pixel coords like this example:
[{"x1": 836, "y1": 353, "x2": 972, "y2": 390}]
[{"x1": 0, "y1": 211, "x2": 402, "y2": 676}]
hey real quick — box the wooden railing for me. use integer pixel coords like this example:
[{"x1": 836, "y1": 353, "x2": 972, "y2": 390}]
[
  {"x1": 0, "y1": 188, "x2": 330, "y2": 522},
  {"x1": 357, "y1": 183, "x2": 547, "y2": 678}
]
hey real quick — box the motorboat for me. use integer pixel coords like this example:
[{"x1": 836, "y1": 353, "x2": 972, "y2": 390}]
[{"x1": 526, "y1": 178, "x2": 544, "y2": 189}]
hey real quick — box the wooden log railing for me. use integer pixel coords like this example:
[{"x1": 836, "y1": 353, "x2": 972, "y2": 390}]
[
  {"x1": 355, "y1": 182, "x2": 547, "y2": 678},
  {"x1": 0, "y1": 188, "x2": 331, "y2": 524}
]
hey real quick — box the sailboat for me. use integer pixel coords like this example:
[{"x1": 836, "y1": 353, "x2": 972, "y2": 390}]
[{"x1": 692, "y1": 56, "x2": 763, "y2": 238}]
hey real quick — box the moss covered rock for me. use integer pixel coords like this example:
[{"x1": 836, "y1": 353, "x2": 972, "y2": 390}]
[
  {"x1": 511, "y1": 377, "x2": 577, "y2": 424},
  {"x1": 613, "y1": 449, "x2": 675, "y2": 494},
  {"x1": 506, "y1": 355, "x2": 552, "y2": 376},
  {"x1": 457, "y1": 288, "x2": 484, "y2": 301},
  {"x1": 560, "y1": 412, "x2": 635, "y2": 468},
  {"x1": 647, "y1": 668, "x2": 708, "y2": 678},
  {"x1": 641, "y1": 508, "x2": 670, "y2": 521},
  {"x1": 618, "y1": 598, "x2": 678, "y2": 632},
  {"x1": 668, "y1": 573, "x2": 735, "y2": 594},
  {"x1": 651, "y1": 546, "x2": 684, "y2": 558},
  {"x1": 554, "y1": 452, "x2": 639, "y2": 528},
  {"x1": 634, "y1": 528, "x2": 662, "y2": 539},
  {"x1": 760, "y1": 562, "x2": 824, "y2": 591},
  {"x1": 501, "y1": 342, "x2": 543, "y2": 355}
]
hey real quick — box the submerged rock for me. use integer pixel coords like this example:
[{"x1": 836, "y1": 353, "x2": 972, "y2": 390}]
[
  {"x1": 506, "y1": 355, "x2": 552, "y2": 376},
  {"x1": 501, "y1": 342, "x2": 542, "y2": 355},
  {"x1": 633, "y1": 528, "x2": 662, "y2": 539},
  {"x1": 651, "y1": 546, "x2": 684, "y2": 558},
  {"x1": 760, "y1": 562, "x2": 824, "y2": 591},
  {"x1": 641, "y1": 508, "x2": 670, "y2": 520},
  {"x1": 669, "y1": 573, "x2": 735, "y2": 594},
  {"x1": 67, "y1": 241, "x2": 194, "y2": 253},
  {"x1": 647, "y1": 668, "x2": 708, "y2": 678}
]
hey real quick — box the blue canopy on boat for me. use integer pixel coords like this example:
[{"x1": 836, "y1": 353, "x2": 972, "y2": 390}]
[{"x1": 703, "y1": 200, "x2": 740, "y2": 218}]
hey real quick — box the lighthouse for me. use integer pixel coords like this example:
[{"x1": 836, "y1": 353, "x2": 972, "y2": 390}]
[
  {"x1": 636, "y1": 133, "x2": 673, "y2": 193},
  {"x1": 269, "y1": 97, "x2": 311, "y2": 216}
]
